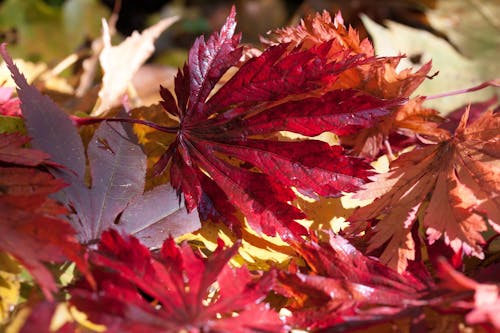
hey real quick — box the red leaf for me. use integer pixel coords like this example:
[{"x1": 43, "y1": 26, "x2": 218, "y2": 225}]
[
  {"x1": 436, "y1": 259, "x2": 500, "y2": 331},
  {"x1": 0, "y1": 133, "x2": 89, "y2": 300},
  {"x1": 274, "y1": 233, "x2": 430, "y2": 331},
  {"x1": 156, "y1": 7, "x2": 401, "y2": 239},
  {"x1": 0, "y1": 133, "x2": 50, "y2": 166},
  {"x1": 70, "y1": 230, "x2": 284, "y2": 332}
]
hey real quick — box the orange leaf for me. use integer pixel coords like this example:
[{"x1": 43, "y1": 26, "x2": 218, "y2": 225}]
[{"x1": 348, "y1": 108, "x2": 500, "y2": 272}]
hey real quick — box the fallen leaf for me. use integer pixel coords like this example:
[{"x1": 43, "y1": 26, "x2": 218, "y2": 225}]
[
  {"x1": 348, "y1": 108, "x2": 500, "y2": 272},
  {"x1": 70, "y1": 230, "x2": 285, "y2": 332},
  {"x1": 154, "y1": 7, "x2": 400, "y2": 239},
  {"x1": 93, "y1": 16, "x2": 179, "y2": 116},
  {"x1": 0, "y1": 44, "x2": 200, "y2": 247}
]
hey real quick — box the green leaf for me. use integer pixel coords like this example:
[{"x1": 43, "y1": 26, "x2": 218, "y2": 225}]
[
  {"x1": 0, "y1": 252, "x2": 21, "y2": 323},
  {"x1": 0, "y1": 0, "x2": 110, "y2": 61}
]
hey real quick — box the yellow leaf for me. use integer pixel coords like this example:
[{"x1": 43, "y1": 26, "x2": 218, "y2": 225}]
[
  {"x1": 178, "y1": 219, "x2": 296, "y2": 271},
  {"x1": 0, "y1": 252, "x2": 21, "y2": 323},
  {"x1": 93, "y1": 16, "x2": 179, "y2": 116}
]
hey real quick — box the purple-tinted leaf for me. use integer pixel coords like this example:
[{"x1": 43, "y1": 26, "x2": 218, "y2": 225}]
[
  {"x1": 86, "y1": 121, "x2": 146, "y2": 240},
  {"x1": 0, "y1": 44, "x2": 198, "y2": 246},
  {"x1": 0, "y1": 43, "x2": 85, "y2": 186},
  {"x1": 117, "y1": 184, "x2": 201, "y2": 248}
]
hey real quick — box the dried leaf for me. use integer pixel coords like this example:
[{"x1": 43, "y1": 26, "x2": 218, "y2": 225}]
[
  {"x1": 348, "y1": 108, "x2": 500, "y2": 272},
  {"x1": 93, "y1": 16, "x2": 179, "y2": 116}
]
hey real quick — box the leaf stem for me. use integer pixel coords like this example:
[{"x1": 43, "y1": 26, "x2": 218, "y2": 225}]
[
  {"x1": 73, "y1": 116, "x2": 179, "y2": 133},
  {"x1": 423, "y1": 79, "x2": 499, "y2": 100}
]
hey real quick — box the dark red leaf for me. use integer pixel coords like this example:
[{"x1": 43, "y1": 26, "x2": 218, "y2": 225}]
[
  {"x1": 274, "y1": 233, "x2": 431, "y2": 330},
  {"x1": 0, "y1": 133, "x2": 50, "y2": 166},
  {"x1": 155, "y1": 8, "x2": 400, "y2": 239},
  {"x1": 0, "y1": 133, "x2": 89, "y2": 300},
  {"x1": 70, "y1": 230, "x2": 284, "y2": 332}
]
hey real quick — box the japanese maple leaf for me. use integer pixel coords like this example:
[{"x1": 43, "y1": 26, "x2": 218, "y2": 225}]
[
  {"x1": 154, "y1": 7, "x2": 401, "y2": 239},
  {"x1": 347, "y1": 107, "x2": 500, "y2": 272},
  {"x1": 0, "y1": 133, "x2": 89, "y2": 299},
  {"x1": 70, "y1": 230, "x2": 285, "y2": 332},
  {"x1": 274, "y1": 233, "x2": 430, "y2": 331}
]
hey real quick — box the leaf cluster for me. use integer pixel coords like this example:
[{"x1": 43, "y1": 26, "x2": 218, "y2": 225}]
[{"x1": 0, "y1": 5, "x2": 499, "y2": 333}]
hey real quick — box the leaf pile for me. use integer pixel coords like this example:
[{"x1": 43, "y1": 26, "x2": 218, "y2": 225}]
[{"x1": 0, "y1": 4, "x2": 499, "y2": 333}]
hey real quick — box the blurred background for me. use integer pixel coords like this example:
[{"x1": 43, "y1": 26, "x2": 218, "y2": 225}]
[
  {"x1": 0, "y1": 0, "x2": 498, "y2": 112},
  {"x1": 0, "y1": 0, "x2": 444, "y2": 61}
]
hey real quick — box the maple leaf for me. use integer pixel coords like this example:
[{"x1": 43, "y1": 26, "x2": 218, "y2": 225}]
[
  {"x1": 154, "y1": 7, "x2": 401, "y2": 239},
  {"x1": 0, "y1": 43, "x2": 200, "y2": 246},
  {"x1": 347, "y1": 107, "x2": 500, "y2": 272},
  {"x1": 0, "y1": 133, "x2": 89, "y2": 300},
  {"x1": 274, "y1": 233, "x2": 430, "y2": 331},
  {"x1": 70, "y1": 230, "x2": 285, "y2": 332}
]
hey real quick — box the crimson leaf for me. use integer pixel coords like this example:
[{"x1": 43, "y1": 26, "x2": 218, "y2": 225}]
[
  {"x1": 274, "y1": 233, "x2": 431, "y2": 331},
  {"x1": 155, "y1": 7, "x2": 402, "y2": 239},
  {"x1": 70, "y1": 230, "x2": 285, "y2": 332},
  {"x1": 0, "y1": 133, "x2": 89, "y2": 299}
]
